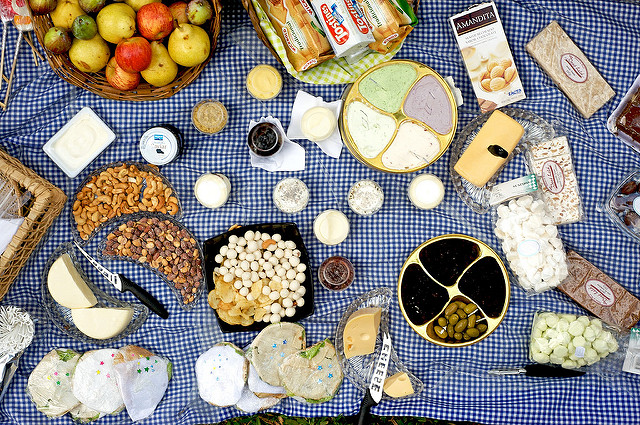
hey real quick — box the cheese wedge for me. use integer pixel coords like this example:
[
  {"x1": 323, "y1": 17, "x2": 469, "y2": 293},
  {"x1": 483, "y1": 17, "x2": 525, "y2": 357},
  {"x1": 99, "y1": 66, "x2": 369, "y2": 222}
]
[
  {"x1": 71, "y1": 308, "x2": 133, "y2": 340},
  {"x1": 48, "y1": 254, "x2": 97, "y2": 309},
  {"x1": 343, "y1": 307, "x2": 382, "y2": 359},
  {"x1": 383, "y1": 372, "x2": 414, "y2": 398},
  {"x1": 453, "y1": 110, "x2": 524, "y2": 187}
]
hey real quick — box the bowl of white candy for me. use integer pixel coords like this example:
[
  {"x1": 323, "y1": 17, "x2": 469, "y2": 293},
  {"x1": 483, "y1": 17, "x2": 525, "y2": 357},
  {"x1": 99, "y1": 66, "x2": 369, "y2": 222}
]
[{"x1": 529, "y1": 311, "x2": 620, "y2": 370}]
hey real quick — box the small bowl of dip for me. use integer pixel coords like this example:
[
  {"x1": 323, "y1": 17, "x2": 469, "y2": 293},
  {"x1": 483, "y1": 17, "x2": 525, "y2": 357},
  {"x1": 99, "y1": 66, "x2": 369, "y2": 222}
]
[
  {"x1": 313, "y1": 210, "x2": 349, "y2": 246},
  {"x1": 246, "y1": 65, "x2": 282, "y2": 101}
]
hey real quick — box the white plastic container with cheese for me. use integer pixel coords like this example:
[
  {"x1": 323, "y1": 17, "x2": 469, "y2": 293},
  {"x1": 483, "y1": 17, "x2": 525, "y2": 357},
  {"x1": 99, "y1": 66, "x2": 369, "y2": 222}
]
[{"x1": 43, "y1": 107, "x2": 117, "y2": 178}]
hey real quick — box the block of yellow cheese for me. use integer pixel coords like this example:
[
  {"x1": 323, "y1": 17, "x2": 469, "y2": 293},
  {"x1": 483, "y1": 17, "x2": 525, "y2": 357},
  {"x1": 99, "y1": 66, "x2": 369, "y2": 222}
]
[
  {"x1": 48, "y1": 253, "x2": 97, "y2": 309},
  {"x1": 454, "y1": 110, "x2": 524, "y2": 187},
  {"x1": 343, "y1": 307, "x2": 382, "y2": 359},
  {"x1": 383, "y1": 372, "x2": 414, "y2": 398}
]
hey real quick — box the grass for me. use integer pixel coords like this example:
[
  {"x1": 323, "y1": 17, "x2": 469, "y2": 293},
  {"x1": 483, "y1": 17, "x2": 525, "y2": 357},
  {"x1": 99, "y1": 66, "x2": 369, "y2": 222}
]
[{"x1": 219, "y1": 414, "x2": 477, "y2": 425}]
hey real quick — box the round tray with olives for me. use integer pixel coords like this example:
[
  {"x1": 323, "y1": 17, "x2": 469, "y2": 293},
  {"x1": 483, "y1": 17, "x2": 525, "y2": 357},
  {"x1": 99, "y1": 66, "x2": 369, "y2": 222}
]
[{"x1": 397, "y1": 234, "x2": 510, "y2": 347}]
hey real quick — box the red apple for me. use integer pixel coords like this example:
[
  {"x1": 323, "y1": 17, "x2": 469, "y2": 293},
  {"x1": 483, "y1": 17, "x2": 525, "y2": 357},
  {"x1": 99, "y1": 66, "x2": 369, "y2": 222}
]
[
  {"x1": 115, "y1": 37, "x2": 152, "y2": 73},
  {"x1": 137, "y1": 3, "x2": 174, "y2": 40},
  {"x1": 168, "y1": 1, "x2": 188, "y2": 27},
  {"x1": 105, "y1": 57, "x2": 140, "y2": 90}
]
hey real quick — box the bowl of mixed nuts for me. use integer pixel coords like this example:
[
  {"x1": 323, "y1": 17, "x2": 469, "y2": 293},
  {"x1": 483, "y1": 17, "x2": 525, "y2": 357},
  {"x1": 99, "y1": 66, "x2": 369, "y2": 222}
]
[{"x1": 71, "y1": 162, "x2": 181, "y2": 243}]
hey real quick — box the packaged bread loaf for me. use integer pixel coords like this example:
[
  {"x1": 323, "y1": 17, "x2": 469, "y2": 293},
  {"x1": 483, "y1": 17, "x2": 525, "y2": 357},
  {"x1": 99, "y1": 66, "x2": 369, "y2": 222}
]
[
  {"x1": 256, "y1": 0, "x2": 334, "y2": 71},
  {"x1": 353, "y1": 0, "x2": 413, "y2": 54},
  {"x1": 526, "y1": 21, "x2": 615, "y2": 118},
  {"x1": 558, "y1": 251, "x2": 640, "y2": 331}
]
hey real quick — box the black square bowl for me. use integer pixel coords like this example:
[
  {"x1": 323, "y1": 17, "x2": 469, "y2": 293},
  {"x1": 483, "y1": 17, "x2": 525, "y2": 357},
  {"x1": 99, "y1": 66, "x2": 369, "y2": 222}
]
[{"x1": 203, "y1": 222, "x2": 314, "y2": 333}]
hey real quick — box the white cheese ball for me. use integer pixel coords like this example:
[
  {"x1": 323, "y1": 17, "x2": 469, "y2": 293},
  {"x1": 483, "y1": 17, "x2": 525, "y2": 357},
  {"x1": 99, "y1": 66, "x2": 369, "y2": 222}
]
[
  {"x1": 289, "y1": 281, "x2": 300, "y2": 291},
  {"x1": 285, "y1": 307, "x2": 296, "y2": 317},
  {"x1": 296, "y1": 298, "x2": 305, "y2": 307}
]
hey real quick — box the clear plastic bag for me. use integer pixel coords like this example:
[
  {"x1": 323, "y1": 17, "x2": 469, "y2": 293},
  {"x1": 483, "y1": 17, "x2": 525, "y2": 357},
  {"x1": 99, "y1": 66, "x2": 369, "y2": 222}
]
[
  {"x1": 529, "y1": 311, "x2": 627, "y2": 375},
  {"x1": 493, "y1": 193, "x2": 568, "y2": 294}
]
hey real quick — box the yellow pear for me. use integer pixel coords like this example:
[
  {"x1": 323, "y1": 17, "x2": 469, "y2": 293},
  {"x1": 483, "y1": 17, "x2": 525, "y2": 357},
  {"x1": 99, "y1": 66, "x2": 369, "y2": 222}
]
[
  {"x1": 167, "y1": 24, "x2": 210, "y2": 67},
  {"x1": 124, "y1": 0, "x2": 159, "y2": 11},
  {"x1": 69, "y1": 34, "x2": 110, "y2": 73},
  {"x1": 141, "y1": 42, "x2": 178, "y2": 87},
  {"x1": 50, "y1": 0, "x2": 85, "y2": 30},
  {"x1": 96, "y1": 3, "x2": 136, "y2": 44}
]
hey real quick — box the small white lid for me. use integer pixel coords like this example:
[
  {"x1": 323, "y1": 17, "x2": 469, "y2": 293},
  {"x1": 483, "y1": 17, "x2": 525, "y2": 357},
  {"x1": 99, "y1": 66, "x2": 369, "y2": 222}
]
[
  {"x1": 42, "y1": 107, "x2": 116, "y2": 178},
  {"x1": 139, "y1": 127, "x2": 179, "y2": 166}
]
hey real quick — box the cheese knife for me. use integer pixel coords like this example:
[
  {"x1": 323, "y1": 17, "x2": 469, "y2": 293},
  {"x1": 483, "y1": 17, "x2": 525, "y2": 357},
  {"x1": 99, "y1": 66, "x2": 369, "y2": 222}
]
[
  {"x1": 356, "y1": 332, "x2": 392, "y2": 425},
  {"x1": 488, "y1": 364, "x2": 585, "y2": 378},
  {"x1": 73, "y1": 242, "x2": 169, "y2": 319}
]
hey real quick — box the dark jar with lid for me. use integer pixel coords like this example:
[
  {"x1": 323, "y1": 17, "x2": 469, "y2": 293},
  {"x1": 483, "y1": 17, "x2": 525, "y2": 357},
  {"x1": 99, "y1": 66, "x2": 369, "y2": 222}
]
[
  {"x1": 248, "y1": 122, "x2": 283, "y2": 157},
  {"x1": 318, "y1": 256, "x2": 355, "y2": 291}
]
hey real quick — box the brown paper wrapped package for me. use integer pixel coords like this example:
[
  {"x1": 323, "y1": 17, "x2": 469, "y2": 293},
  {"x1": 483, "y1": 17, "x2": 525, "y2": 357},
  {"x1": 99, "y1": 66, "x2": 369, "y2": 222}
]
[
  {"x1": 526, "y1": 21, "x2": 615, "y2": 118},
  {"x1": 558, "y1": 251, "x2": 640, "y2": 330}
]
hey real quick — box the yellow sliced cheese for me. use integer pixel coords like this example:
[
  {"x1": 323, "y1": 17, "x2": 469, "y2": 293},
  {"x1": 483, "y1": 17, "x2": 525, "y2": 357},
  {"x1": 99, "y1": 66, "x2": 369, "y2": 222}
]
[
  {"x1": 383, "y1": 372, "x2": 414, "y2": 398},
  {"x1": 453, "y1": 110, "x2": 524, "y2": 187},
  {"x1": 343, "y1": 307, "x2": 381, "y2": 359},
  {"x1": 48, "y1": 254, "x2": 97, "y2": 309},
  {"x1": 71, "y1": 308, "x2": 134, "y2": 340}
]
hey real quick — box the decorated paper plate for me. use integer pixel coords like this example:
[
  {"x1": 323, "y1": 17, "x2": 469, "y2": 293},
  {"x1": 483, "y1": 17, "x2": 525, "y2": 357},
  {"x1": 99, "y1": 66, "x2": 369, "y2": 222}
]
[
  {"x1": 397, "y1": 234, "x2": 509, "y2": 347},
  {"x1": 340, "y1": 60, "x2": 458, "y2": 174},
  {"x1": 449, "y1": 108, "x2": 555, "y2": 214}
]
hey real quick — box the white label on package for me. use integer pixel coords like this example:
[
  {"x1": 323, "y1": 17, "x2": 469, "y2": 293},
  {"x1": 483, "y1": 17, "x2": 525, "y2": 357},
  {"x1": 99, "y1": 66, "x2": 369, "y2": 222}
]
[{"x1": 489, "y1": 174, "x2": 538, "y2": 206}]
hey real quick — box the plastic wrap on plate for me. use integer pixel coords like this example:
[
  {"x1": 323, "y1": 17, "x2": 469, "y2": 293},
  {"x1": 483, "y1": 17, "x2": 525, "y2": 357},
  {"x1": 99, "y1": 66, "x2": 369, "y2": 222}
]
[
  {"x1": 603, "y1": 169, "x2": 640, "y2": 244},
  {"x1": 335, "y1": 288, "x2": 423, "y2": 400},
  {"x1": 98, "y1": 214, "x2": 204, "y2": 310},
  {"x1": 607, "y1": 74, "x2": 640, "y2": 154},
  {"x1": 526, "y1": 136, "x2": 584, "y2": 225},
  {"x1": 494, "y1": 194, "x2": 568, "y2": 294},
  {"x1": 529, "y1": 311, "x2": 626, "y2": 374}
]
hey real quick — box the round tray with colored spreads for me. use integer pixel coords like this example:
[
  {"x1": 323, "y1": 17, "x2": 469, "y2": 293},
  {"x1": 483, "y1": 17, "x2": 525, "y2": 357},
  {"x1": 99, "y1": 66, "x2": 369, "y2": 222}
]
[
  {"x1": 340, "y1": 60, "x2": 458, "y2": 174},
  {"x1": 397, "y1": 234, "x2": 510, "y2": 347}
]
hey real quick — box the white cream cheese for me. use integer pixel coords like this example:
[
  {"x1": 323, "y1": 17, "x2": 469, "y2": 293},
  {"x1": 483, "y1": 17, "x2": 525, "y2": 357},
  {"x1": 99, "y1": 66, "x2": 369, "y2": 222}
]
[
  {"x1": 346, "y1": 101, "x2": 396, "y2": 159},
  {"x1": 408, "y1": 174, "x2": 445, "y2": 210},
  {"x1": 313, "y1": 210, "x2": 349, "y2": 245},
  {"x1": 43, "y1": 107, "x2": 116, "y2": 178},
  {"x1": 301, "y1": 106, "x2": 336, "y2": 142},
  {"x1": 194, "y1": 173, "x2": 231, "y2": 209},
  {"x1": 382, "y1": 122, "x2": 440, "y2": 170}
]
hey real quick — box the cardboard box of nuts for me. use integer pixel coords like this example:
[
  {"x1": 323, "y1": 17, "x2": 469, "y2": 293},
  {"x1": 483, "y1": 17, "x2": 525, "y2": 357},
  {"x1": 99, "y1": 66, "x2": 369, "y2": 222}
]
[{"x1": 449, "y1": 1, "x2": 526, "y2": 112}]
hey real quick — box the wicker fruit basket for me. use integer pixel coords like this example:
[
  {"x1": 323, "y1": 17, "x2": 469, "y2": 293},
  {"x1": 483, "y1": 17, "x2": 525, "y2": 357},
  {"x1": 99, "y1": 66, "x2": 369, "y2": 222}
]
[
  {"x1": 32, "y1": 0, "x2": 222, "y2": 101},
  {"x1": 0, "y1": 149, "x2": 67, "y2": 300}
]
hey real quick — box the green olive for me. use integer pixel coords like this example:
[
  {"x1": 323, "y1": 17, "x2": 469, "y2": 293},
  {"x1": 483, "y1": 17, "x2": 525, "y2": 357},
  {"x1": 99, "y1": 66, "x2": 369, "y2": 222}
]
[
  {"x1": 437, "y1": 317, "x2": 447, "y2": 327},
  {"x1": 435, "y1": 326, "x2": 447, "y2": 338},
  {"x1": 463, "y1": 333, "x2": 471, "y2": 341},
  {"x1": 447, "y1": 324, "x2": 455, "y2": 338},
  {"x1": 454, "y1": 332, "x2": 463, "y2": 340},
  {"x1": 454, "y1": 318, "x2": 468, "y2": 333},
  {"x1": 456, "y1": 301, "x2": 466, "y2": 308},
  {"x1": 444, "y1": 303, "x2": 458, "y2": 316},
  {"x1": 456, "y1": 309, "x2": 467, "y2": 319},
  {"x1": 477, "y1": 323, "x2": 488, "y2": 333},
  {"x1": 464, "y1": 303, "x2": 477, "y2": 314},
  {"x1": 466, "y1": 328, "x2": 480, "y2": 338},
  {"x1": 468, "y1": 314, "x2": 476, "y2": 328},
  {"x1": 448, "y1": 313, "x2": 459, "y2": 325}
]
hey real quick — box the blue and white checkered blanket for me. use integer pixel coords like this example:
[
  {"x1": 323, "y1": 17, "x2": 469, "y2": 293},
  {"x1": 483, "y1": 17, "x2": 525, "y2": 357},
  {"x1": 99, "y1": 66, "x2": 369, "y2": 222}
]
[{"x1": 1, "y1": 0, "x2": 640, "y2": 424}]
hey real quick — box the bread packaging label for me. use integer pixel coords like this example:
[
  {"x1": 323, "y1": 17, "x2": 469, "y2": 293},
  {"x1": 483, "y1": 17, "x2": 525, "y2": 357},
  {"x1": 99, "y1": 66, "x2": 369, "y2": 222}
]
[
  {"x1": 449, "y1": 2, "x2": 526, "y2": 113},
  {"x1": 310, "y1": 0, "x2": 374, "y2": 58},
  {"x1": 559, "y1": 251, "x2": 640, "y2": 330},
  {"x1": 526, "y1": 21, "x2": 615, "y2": 118}
]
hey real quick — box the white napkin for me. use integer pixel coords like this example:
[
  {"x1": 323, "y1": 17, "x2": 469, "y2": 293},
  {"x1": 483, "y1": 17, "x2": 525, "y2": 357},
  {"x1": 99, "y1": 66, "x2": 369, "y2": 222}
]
[
  {"x1": 287, "y1": 91, "x2": 343, "y2": 159},
  {"x1": 249, "y1": 117, "x2": 305, "y2": 172},
  {"x1": 114, "y1": 355, "x2": 170, "y2": 422},
  {"x1": 0, "y1": 217, "x2": 23, "y2": 255}
]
